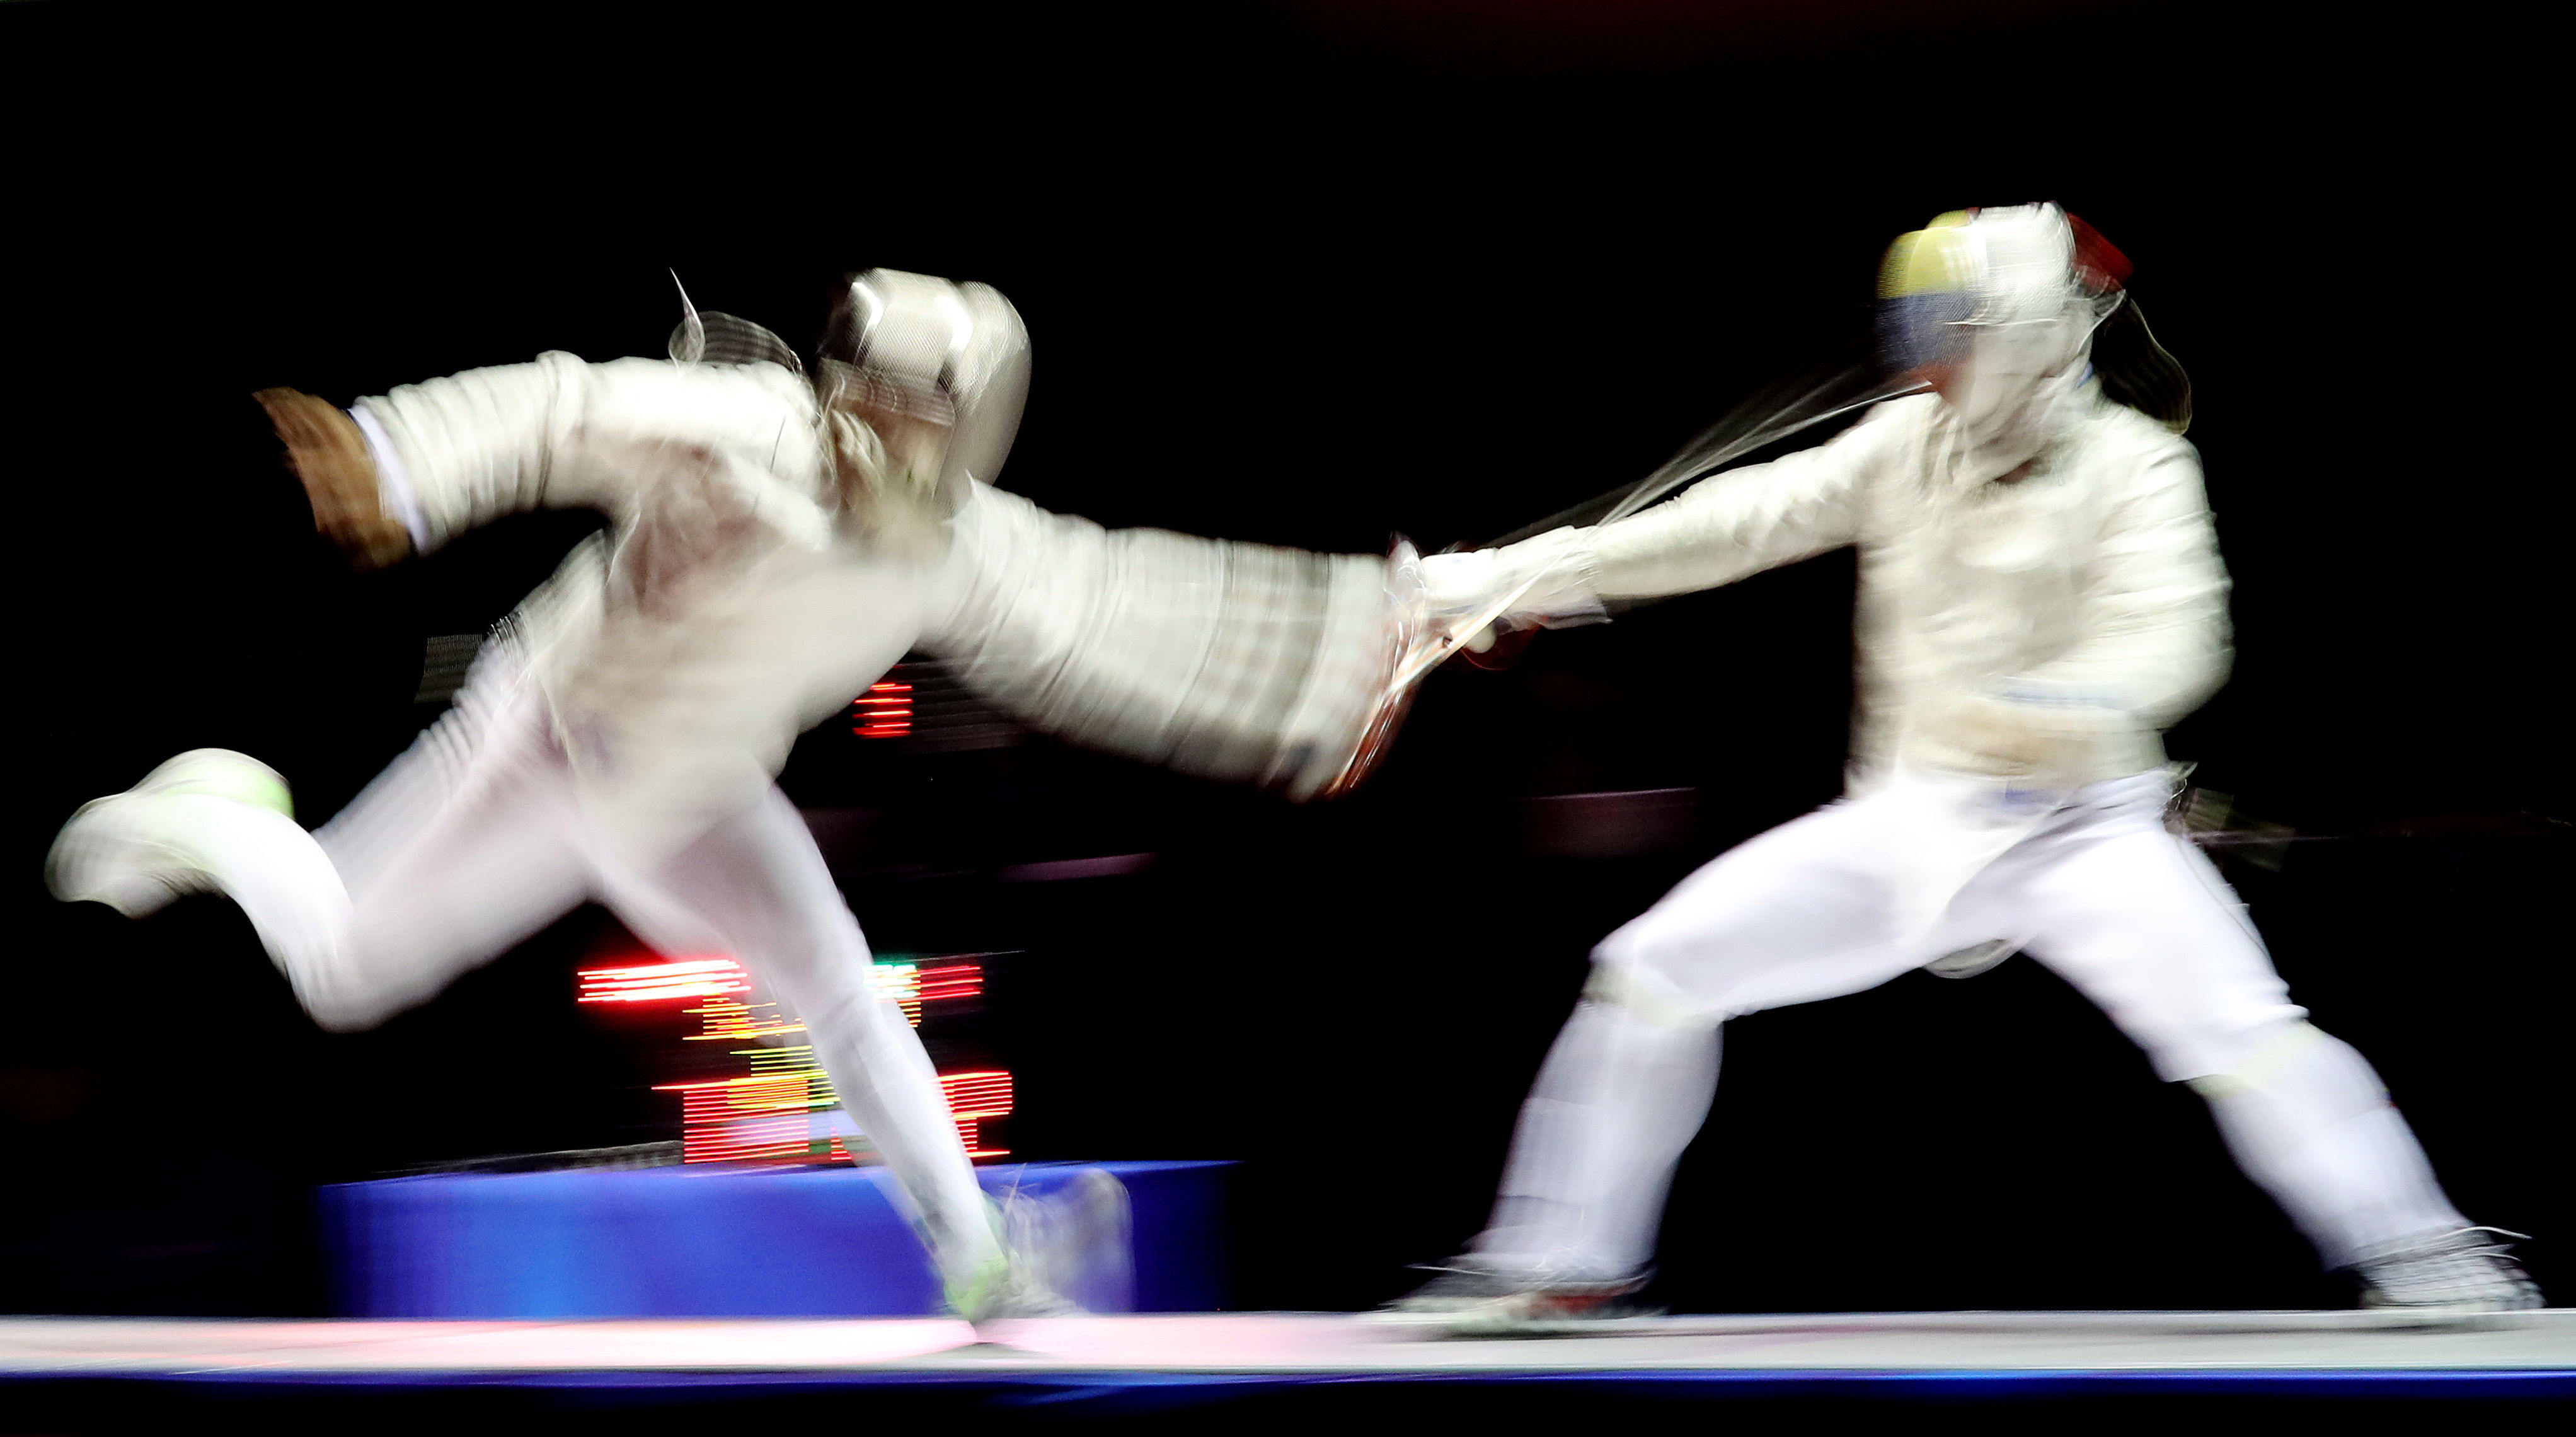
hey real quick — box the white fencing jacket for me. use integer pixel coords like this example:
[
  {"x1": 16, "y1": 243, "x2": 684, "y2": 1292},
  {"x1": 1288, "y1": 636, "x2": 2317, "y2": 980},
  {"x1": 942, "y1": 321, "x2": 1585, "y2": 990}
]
[
  {"x1": 356, "y1": 352, "x2": 1400, "y2": 861},
  {"x1": 1490, "y1": 391, "x2": 2231, "y2": 793},
  {"x1": 359, "y1": 352, "x2": 928, "y2": 862}
]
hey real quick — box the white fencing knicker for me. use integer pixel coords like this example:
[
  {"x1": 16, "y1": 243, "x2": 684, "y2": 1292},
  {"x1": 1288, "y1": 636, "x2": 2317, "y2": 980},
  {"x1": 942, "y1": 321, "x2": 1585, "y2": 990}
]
[{"x1": 1472, "y1": 771, "x2": 2470, "y2": 1281}]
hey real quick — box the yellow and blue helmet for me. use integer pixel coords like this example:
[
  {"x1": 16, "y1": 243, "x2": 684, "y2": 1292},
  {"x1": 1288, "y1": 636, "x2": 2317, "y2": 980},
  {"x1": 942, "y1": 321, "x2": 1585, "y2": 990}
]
[{"x1": 1875, "y1": 205, "x2": 2132, "y2": 379}]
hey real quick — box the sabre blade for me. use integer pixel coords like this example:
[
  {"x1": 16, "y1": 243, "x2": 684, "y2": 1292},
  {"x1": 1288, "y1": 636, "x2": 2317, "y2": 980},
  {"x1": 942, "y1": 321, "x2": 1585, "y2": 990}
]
[{"x1": 1397, "y1": 373, "x2": 1928, "y2": 690}]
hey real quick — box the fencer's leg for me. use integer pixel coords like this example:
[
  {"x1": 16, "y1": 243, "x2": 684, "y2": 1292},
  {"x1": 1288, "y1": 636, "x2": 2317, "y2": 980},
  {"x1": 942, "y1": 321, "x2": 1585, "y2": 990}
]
[
  {"x1": 1475, "y1": 978, "x2": 1720, "y2": 1283},
  {"x1": 47, "y1": 644, "x2": 602, "y2": 1033},
  {"x1": 2008, "y1": 784, "x2": 2480, "y2": 1273},
  {"x1": 2192, "y1": 1022, "x2": 2468, "y2": 1268},
  {"x1": 2176, "y1": 1032, "x2": 2532, "y2": 1307},
  {"x1": 310, "y1": 764, "x2": 593, "y2": 1033},
  {"x1": 50, "y1": 740, "x2": 592, "y2": 1033},
  {"x1": 640, "y1": 787, "x2": 1005, "y2": 1305},
  {"x1": 48, "y1": 749, "x2": 354, "y2": 989},
  {"x1": 274, "y1": 660, "x2": 602, "y2": 1031},
  {"x1": 1460, "y1": 796, "x2": 1947, "y2": 1288}
]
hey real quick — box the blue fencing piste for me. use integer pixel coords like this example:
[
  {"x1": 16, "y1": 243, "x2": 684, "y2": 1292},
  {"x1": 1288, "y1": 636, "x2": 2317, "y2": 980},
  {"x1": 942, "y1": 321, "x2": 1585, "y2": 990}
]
[{"x1": 319, "y1": 1160, "x2": 1231, "y2": 1318}]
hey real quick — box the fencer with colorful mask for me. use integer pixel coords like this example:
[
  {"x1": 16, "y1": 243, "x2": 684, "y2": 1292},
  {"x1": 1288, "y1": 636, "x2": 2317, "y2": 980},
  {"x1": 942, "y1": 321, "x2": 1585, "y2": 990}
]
[
  {"x1": 1887, "y1": 205, "x2": 2116, "y2": 482},
  {"x1": 1388, "y1": 205, "x2": 2538, "y2": 1326}
]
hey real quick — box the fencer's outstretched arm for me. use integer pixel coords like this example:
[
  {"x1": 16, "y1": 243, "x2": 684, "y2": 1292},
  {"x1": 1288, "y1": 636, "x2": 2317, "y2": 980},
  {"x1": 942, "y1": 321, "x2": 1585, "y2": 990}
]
[
  {"x1": 1429, "y1": 405, "x2": 1895, "y2": 629},
  {"x1": 1425, "y1": 393, "x2": 2230, "y2": 785},
  {"x1": 917, "y1": 481, "x2": 1401, "y2": 800},
  {"x1": 1582, "y1": 407, "x2": 1894, "y2": 601}
]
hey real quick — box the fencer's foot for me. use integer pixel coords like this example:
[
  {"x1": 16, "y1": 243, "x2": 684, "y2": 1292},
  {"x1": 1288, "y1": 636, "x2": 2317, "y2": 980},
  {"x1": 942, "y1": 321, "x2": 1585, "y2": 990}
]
[
  {"x1": 1367, "y1": 1257, "x2": 1659, "y2": 1336},
  {"x1": 953, "y1": 1167, "x2": 1134, "y2": 1323},
  {"x1": 45, "y1": 750, "x2": 294, "y2": 917},
  {"x1": 2354, "y1": 1227, "x2": 2544, "y2": 1313},
  {"x1": 946, "y1": 1250, "x2": 1074, "y2": 1324}
]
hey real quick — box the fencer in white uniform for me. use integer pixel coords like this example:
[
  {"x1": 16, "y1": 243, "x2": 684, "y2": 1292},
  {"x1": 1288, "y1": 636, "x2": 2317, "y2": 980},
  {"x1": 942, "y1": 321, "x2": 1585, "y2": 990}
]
[
  {"x1": 49, "y1": 272, "x2": 1424, "y2": 1320},
  {"x1": 1390, "y1": 205, "x2": 2539, "y2": 1322}
]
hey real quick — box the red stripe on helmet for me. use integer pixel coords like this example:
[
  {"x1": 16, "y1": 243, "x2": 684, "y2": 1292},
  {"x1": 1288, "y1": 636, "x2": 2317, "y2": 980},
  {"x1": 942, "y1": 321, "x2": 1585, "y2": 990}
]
[{"x1": 2066, "y1": 213, "x2": 2132, "y2": 292}]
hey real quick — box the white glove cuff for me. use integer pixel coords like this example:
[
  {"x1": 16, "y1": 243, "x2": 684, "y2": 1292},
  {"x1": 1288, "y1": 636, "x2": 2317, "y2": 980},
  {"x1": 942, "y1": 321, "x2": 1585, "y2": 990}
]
[{"x1": 1422, "y1": 528, "x2": 1608, "y2": 632}]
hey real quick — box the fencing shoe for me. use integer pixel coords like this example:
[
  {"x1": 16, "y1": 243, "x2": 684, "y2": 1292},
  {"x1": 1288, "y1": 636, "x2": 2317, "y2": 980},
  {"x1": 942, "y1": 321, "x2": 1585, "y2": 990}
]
[
  {"x1": 2354, "y1": 1227, "x2": 2543, "y2": 1313},
  {"x1": 946, "y1": 1249, "x2": 1067, "y2": 1324},
  {"x1": 47, "y1": 749, "x2": 294, "y2": 917},
  {"x1": 957, "y1": 1167, "x2": 1135, "y2": 1322},
  {"x1": 1370, "y1": 1257, "x2": 1658, "y2": 1336}
]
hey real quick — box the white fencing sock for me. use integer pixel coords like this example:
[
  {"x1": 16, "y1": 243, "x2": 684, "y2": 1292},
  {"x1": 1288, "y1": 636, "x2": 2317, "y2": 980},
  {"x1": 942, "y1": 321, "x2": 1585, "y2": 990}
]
[
  {"x1": 1475, "y1": 993, "x2": 1722, "y2": 1283},
  {"x1": 2197, "y1": 1022, "x2": 2468, "y2": 1268}
]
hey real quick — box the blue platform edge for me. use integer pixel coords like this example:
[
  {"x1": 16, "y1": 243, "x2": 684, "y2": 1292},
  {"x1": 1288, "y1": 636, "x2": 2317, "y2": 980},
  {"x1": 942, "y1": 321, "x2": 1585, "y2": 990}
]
[{"x1": 318, "y1": 1160, "x2": 1231, "y2": 1319}]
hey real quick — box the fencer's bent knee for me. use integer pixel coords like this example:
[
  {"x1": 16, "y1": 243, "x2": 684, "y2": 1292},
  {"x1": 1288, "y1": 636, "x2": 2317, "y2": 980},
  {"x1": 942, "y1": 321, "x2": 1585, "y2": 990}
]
[
  {"x1": 287, "y1": 926, "x2": 455, "y2": 1034},
  {"x1": 2180, "y1": 1019, "x2": 2343, "y2": 1095},
  {"x1": 294, "y1": 978, "x2": 410, "y2": 1035},
  {"x1": 1580, "y1": 951, "x2": 1714, "y2": 1032}
]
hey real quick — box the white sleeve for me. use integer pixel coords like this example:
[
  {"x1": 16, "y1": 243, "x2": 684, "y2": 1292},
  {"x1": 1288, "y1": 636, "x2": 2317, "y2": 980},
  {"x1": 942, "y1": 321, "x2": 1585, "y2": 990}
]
[
  {"x1": 1578, "y1": 405, "x2": 1892, "y2": 601},
  {"x1": 355, "y1": 354, "x2": 825, "y2": 555},
  {"x1": 1458, "y1": 403, "x2": 1897, "y2": 630},
  {"x1": 919, "y1": 483, "x2": 1398, "y2": 800},
  {"x1": 355, "y1": 352, "x2": 594, "y2": 552}
]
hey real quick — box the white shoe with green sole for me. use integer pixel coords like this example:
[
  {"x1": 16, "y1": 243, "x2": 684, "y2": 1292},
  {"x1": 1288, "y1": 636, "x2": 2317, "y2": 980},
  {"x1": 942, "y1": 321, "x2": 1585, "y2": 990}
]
[{"x1": 47, "y1": 749, "x2": 294, "y2": 918}]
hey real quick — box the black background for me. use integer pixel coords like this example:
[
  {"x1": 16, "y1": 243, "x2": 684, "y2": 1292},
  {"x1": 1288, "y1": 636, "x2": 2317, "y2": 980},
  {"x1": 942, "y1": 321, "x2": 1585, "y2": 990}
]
[{"x1": 1, "y1": 1, "x2": 2563, "y2": 1317}]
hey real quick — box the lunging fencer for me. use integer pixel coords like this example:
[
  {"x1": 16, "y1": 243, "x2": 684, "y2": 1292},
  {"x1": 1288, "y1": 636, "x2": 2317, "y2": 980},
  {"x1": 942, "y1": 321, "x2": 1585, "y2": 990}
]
[
  {"x1": 49, "y1": 270, "x2": 1428, "y2": 1320},
  {"x1": 1387, "y1": 205, "x2": 2539, "y2": 1325}
]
